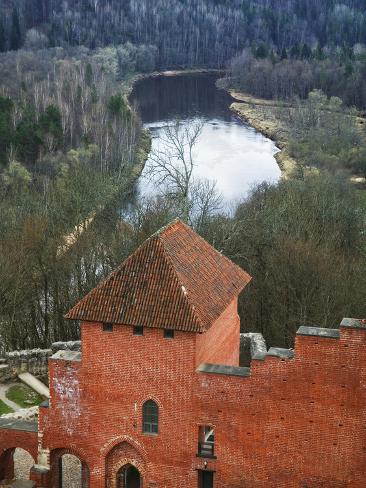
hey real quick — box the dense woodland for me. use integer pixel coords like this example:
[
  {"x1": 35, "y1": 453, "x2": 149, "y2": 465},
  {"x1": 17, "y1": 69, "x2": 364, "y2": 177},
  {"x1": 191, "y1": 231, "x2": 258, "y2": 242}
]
[
  {"x1": 228, "y1": 46, "x2": 366, "y2": 109},
  {"x1": 0, "y1": 47, "x2": 147, "y2": 349},
  {"x1": 0, "y1": 1, "x2": 365, "y2": 350},
  {"x1": 1, "y1": 1, "x2": 366, "y2": 67}
]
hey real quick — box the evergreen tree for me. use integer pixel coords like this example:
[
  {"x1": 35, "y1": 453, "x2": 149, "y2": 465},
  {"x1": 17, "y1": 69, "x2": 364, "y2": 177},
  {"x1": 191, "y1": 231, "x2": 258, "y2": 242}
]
[
  {"x1": 344, "y1": 62, "x2": 354, "y2": 77},
  {"x1": 280, "y1": 48, "x2": 288, "y2": 60},
  {"x1": 256, "y1": 43, "x2": 268, "y2": 59},
  {"x1": 0, "y1": 96, "x2": 14, "y2": 166},
  {"x1": 290, "y1": 44, "x2": 300, "y2": 58},
  {"x1": 85, "y1": 63, "x2": 93, "y2": 87},
  {"x1": 315, "y1": 44, "x2": 325, "y2": 60},
  {"x1": 39, "y1": 105, "x2": 63, "y2": 151},
  {"x1": 10, "y1": 8, "x2": 22, "y2": 51},
  {"x1": 108, "y1": 94, "x2": 127, "y2": 118},
  {"x1": 14, "y1": 106, "x2": 42, "y2": 164},
  {"x1": 0, "y1": 20, "x2": 6, "y2": 53},
  {"x1": 301, "y1": 43, "x2": 312, "y2": 59},
  {"x1": 91, "y1": 85, "x2": 98, "y2": 104}
]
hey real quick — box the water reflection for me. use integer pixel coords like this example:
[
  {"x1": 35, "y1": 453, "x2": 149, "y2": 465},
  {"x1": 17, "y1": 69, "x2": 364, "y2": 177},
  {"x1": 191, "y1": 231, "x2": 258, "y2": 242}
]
[{"x1": 130, "y1": 73, "x2": 281, "y2": 205}]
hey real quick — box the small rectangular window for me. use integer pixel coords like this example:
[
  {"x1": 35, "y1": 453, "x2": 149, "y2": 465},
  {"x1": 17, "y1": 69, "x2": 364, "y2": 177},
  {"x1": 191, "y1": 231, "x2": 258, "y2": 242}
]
[
  {"x1": 198, "y1": 426, "x2": 215, "y2": 457},
  {"x1": 133, "y1": 325, "x2": 144, "y2": 336},
  {"x1": 164, "y1": 329, "x2": 174, "y2": 339},
  {"x1": 103, "y1": 323, "x2": 113, "y2": 332}
]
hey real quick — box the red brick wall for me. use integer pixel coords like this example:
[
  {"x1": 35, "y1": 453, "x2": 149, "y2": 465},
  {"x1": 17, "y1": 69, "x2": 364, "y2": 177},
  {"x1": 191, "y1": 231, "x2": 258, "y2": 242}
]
[
  {"x1": 0, "y1": 430, "x2": 38, "y2": 461},
  {"x1": 195, "y1": 298, "x2": 240, "y2": 367},
  {"x1": 194, "y1": 325, "x2": 366, "y2": 487},
  {"x1": 40, "y1": 321, "x2": 200, "y2": 488},
  {"x1": 0, "y1": 430, "x2": 38, "y2": 480},
  {"x1": 36, "y1": 318, "x2": 366, "y2": 488}
]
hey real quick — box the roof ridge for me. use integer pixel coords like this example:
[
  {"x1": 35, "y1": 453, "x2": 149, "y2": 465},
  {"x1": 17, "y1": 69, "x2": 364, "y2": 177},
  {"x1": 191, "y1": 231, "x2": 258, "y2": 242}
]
[
  {"x1": 65, "y1": 220, "x2": 251, "y2": 332},
  {"x1": 151, "y1": 218, "x2": 183, "y2": 239},
  {"x1": 156, "y1": 233, "x2": 206, "y2": 333}
]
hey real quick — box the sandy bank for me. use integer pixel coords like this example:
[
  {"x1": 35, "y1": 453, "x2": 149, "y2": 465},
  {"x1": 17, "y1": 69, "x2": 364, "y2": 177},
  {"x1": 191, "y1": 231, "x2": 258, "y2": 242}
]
[
  {"x1": 229, "y1": 89, "x2": 366, "y2": 184},
  {"x1": 229, "y1": 91, "x2": 298, "y2": 179}
]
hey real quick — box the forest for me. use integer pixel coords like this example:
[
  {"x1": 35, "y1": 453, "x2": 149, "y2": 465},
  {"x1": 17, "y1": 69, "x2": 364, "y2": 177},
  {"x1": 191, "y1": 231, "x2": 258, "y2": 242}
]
[
  {"x1": 0, "y1": 0, "x2": 365, "y2": 350},
  {"x1": 228, "y1": 46, "x2": 366, "y2": 109},
  {"x1": 1, "y1": 1, "x2": 366, "y2": 67}
]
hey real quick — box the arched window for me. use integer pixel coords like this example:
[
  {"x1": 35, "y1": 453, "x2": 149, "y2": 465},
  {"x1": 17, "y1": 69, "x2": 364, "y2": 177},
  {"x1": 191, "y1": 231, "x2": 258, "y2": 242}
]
[{"x1": 143, "y1": 399, "x2": 159, "y2": 434}]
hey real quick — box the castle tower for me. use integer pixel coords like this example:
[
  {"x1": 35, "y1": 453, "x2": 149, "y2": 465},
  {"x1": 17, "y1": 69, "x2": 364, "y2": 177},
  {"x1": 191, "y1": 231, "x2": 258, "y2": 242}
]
[{"x1": 38, "y1": 219, "x2": 251, "y2": 488}]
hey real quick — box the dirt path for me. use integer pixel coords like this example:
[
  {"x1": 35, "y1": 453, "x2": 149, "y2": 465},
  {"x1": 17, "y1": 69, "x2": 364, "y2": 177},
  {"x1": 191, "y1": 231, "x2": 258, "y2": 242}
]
[{"x1": 0, "y1": 383, "x2": 21, "y2": 411}]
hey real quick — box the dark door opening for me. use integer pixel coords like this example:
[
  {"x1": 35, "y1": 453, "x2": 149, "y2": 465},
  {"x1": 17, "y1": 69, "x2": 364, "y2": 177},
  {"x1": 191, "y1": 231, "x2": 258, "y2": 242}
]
[
  {"x1": 117, "y1": 464, "x2": 141, "y2": 488},
  {"x1": 198, "y1": 470, "x2": 214, "y2": 488}
]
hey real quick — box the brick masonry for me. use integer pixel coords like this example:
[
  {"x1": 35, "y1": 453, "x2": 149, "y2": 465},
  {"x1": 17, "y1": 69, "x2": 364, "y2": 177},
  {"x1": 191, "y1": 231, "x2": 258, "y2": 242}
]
[
  {"x1": 0, "y1": 427, "x2": 38, "y2": 480},
  {"x1": 1, "y1": 314, "x2": 364, "y2": 488},
  {"x1": 0, "y1": 222, "x2": 365, "y2": 487}
]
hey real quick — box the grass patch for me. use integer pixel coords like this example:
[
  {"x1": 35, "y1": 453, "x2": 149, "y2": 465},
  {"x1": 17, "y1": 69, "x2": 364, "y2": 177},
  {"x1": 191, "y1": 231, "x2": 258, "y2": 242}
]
[
  {"x1": 0, "y1": 399, "x2": 13, "y2": 415},
  {"x1": 6, "y1": 384, "x2": 43, "y2": 408},
  {"x1": 357, "y1": 189, "x2": 366, "y2": 209}
]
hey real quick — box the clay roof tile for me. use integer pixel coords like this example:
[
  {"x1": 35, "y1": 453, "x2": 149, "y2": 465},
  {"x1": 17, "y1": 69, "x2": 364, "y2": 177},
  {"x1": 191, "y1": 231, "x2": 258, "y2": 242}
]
[{"x1": 65, "y1": 219, "x2": 251, "y2": 333}]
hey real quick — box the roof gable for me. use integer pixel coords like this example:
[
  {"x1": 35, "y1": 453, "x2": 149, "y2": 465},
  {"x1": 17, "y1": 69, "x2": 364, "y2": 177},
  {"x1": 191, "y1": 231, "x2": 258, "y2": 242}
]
[{"x1": 65, "y1": 220, "x2": 251, "y2": 332}]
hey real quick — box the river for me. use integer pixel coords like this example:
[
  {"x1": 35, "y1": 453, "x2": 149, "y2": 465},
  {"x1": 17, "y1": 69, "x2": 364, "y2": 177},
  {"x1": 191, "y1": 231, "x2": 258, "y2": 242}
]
[{"x1": 130, "y1": 73, "x2": 281, "y2": 208}]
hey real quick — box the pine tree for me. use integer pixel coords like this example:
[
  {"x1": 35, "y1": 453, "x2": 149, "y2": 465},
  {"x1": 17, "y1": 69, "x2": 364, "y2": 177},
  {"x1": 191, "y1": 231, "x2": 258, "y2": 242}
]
[
  {"x1": 256, "y1": 43, "x2": 268, "y2": 59},
  {"x1": 344, "y1": 62, "x2": 354, "y2": 77},
  {"x1": 39, "y1": 105, "x2": 63, "y2": 151},
  {"x1": 0, "y1": 20, "x2": 6, "y2": 53},
  {"x1": 290, "y1": 44, "x2": 300, "y2": 58},
  {"x1": 301, "y1": 43, "x2": 312, "y2": 59},
  {"x1": 10, "y1": 8, "x2": 22, "y2": 51},
  {"x1": 315, "y1": 44, "x2": 325, "y2": 60},
  {"x1": 0, "y1": 96, "x2": 14, "y2": 166},
  {"x1": 14, "y1": 106, "x2": 42, "y2": 164}
]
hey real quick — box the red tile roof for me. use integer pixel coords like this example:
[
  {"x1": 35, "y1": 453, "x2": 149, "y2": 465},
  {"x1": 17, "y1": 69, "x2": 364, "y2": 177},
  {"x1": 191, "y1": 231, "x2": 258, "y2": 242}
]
[{"x1": 65, "y1": 220, "x2": 251, "y2": 332}]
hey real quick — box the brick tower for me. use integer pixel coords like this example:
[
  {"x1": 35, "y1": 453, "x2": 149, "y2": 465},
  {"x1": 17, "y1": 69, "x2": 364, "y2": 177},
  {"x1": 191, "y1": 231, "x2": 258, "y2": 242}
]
[{"x1": 1, "y1": 219, "x2": 365, "y2": 488}]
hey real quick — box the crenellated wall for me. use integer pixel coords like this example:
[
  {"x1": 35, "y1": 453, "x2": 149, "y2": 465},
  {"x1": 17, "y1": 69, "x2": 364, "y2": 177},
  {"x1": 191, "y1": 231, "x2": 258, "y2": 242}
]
[
  {"x1": 1, "y1": 318, "x2": 365, "y2": 488},
  {"x1": 194, "y1": 318, "x2": 366, "y2": 488}
]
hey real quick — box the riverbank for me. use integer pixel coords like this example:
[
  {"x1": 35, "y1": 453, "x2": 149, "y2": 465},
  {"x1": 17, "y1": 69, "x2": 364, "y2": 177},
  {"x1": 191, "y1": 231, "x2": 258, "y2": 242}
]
[
  {"x1": 228, "y1": 91, "x2": 298, "y2": 179},
  {"x1": 228, "y1": 89, "x2": 366, "y2": 185},
  {"x1": 58, "y1": 87, "x2": 152, "y2": 257}
]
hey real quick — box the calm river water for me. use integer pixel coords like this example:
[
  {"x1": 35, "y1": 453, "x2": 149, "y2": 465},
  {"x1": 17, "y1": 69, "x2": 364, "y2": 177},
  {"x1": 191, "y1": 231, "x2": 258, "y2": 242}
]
[{"x1": 130, "y1": 73, "x2": 281, "y2": 207}]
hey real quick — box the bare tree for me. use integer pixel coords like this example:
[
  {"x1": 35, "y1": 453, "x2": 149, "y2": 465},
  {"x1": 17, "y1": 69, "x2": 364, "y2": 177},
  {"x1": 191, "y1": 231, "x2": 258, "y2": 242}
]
[
  {"x1": 190, "y1": 178, "x2": 223, "y2": 231},
  {"x1": 147, "y1": 119, "x2": 203, "y2": 221}
]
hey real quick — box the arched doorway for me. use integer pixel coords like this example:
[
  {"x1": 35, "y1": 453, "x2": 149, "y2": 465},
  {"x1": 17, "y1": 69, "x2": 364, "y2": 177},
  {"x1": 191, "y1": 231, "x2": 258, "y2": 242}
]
[
  {"x1": 105, "y1": 440, "x2": 145, "y2": 488},
  {"x1": 50, "y1": 449, "x2": 89, "y2": 488},
  {"x1": 117, "y1": 464, "x2": 141, "y2": 488},
  {"x1": 0, "y1": 448, "x2": 34, "y2": 482}
]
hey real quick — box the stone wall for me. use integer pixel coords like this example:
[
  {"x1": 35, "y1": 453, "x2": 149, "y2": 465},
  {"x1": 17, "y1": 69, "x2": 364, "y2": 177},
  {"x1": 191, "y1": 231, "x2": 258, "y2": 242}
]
[
  {"x1": 0, "y1": 341, "x2": 81, "y2": 382},
  {"x1": 239, "y1": 331, "x2": 267, "y2": 366},
  {"x1": 5, "y1": 349, "x2": 52, "y2": 381},
  {"x1": 51, "y1": 341, "x2": 81, "y2": 354}
]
